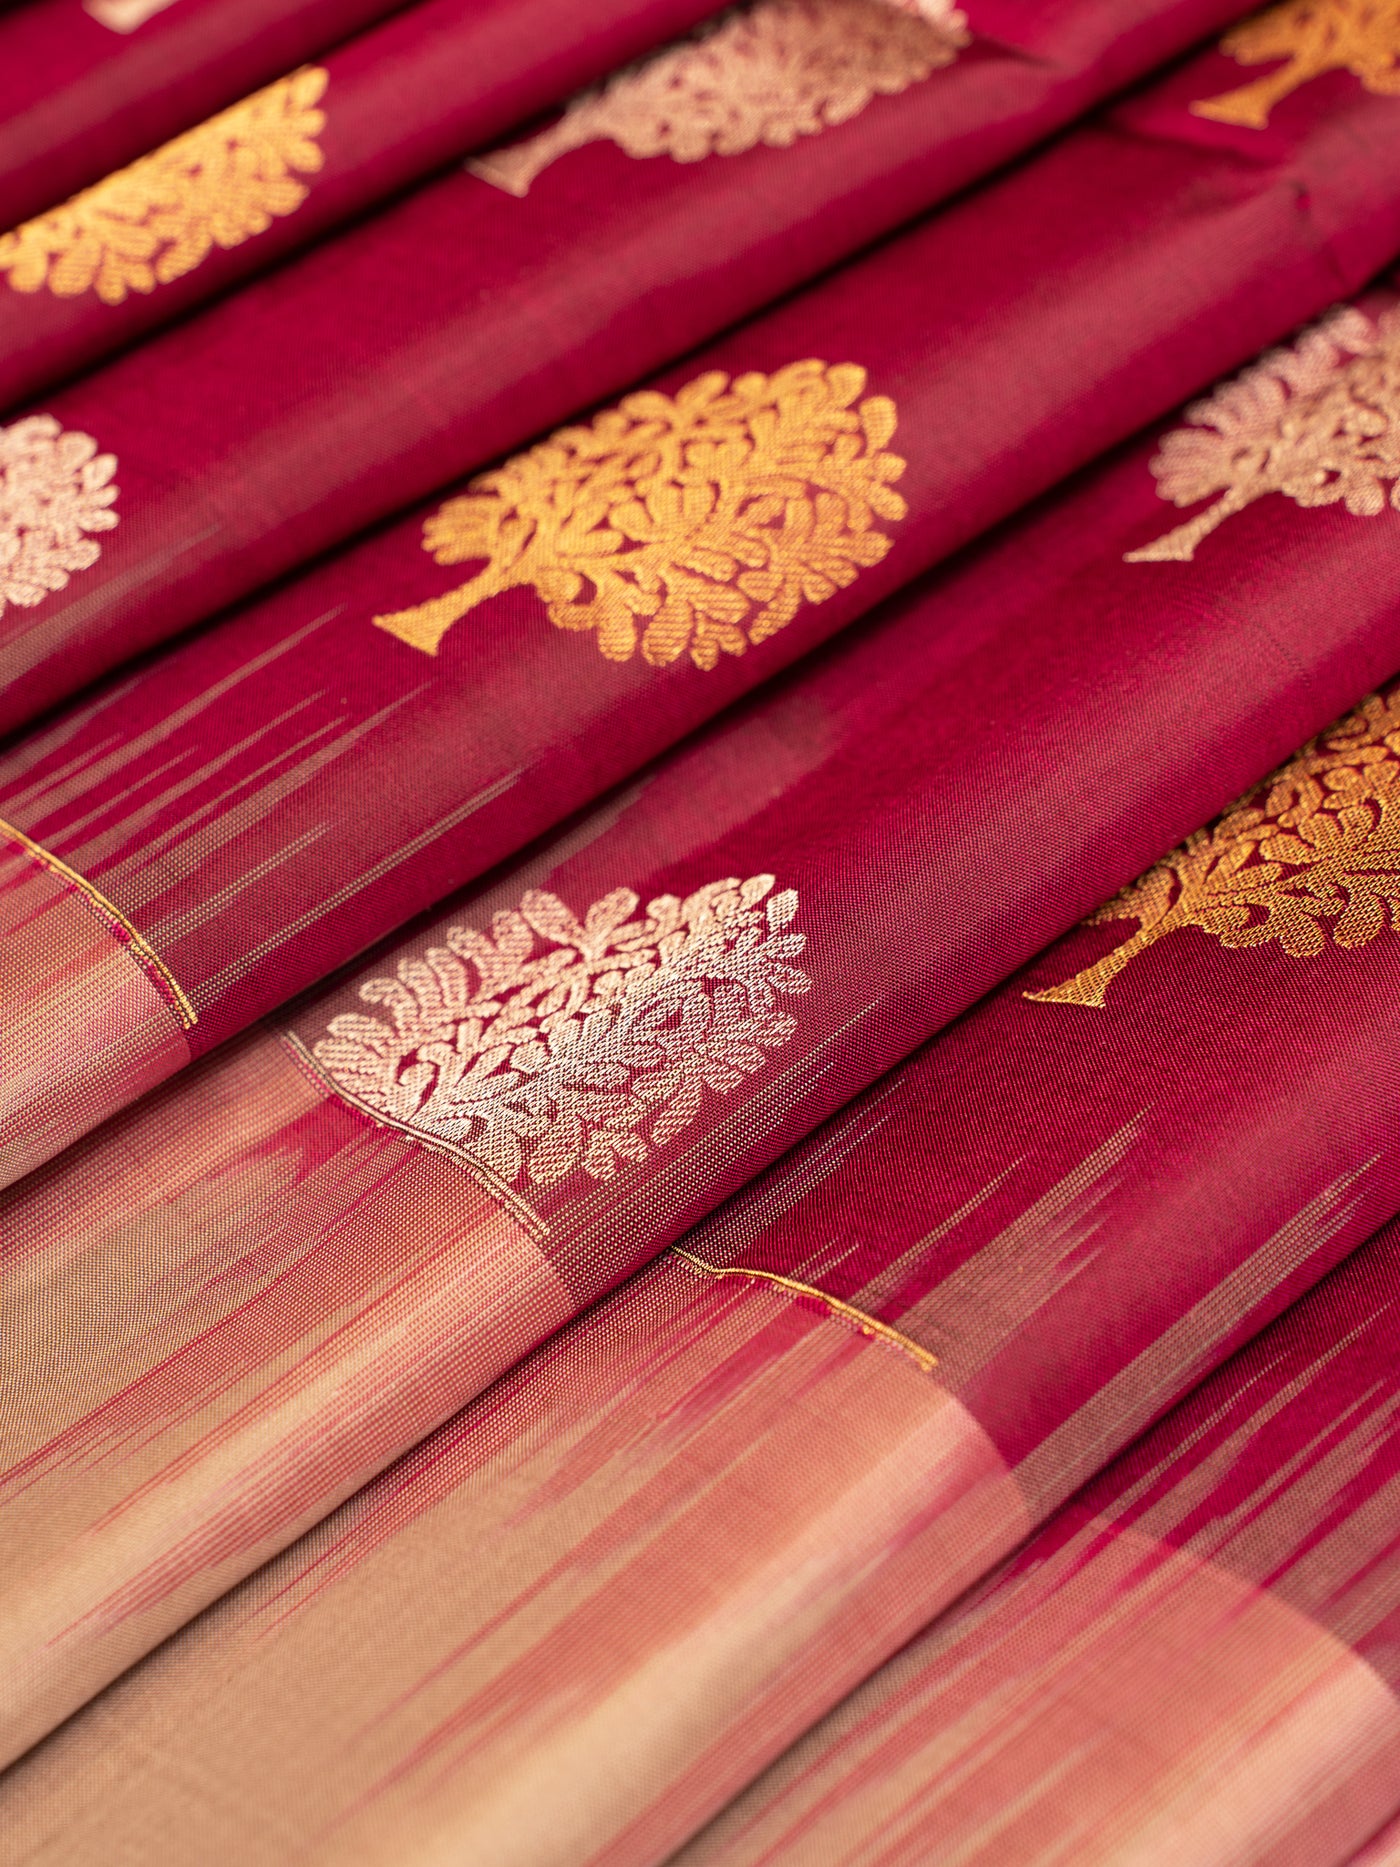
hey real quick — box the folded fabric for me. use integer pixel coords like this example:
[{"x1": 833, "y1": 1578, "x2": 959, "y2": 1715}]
[
  {"x1": 8, "y1": 80, "x2": 1400, "y2": 1193},
  {"x1": 0, "y1": 0, "x2": 723, "y2": 402},
  {"x1": 0, "y1": 0, "x2": 408, "y2": 231},
  {"x1": 14, "y1": 669, "x2": 1400, "y2": 1861},
  {"x1": 1358, "y1": 1818, "x2": 1400, "y2": 1865},
  {"x1": 7, "y1": 301, "x2": 1400, "y2": 1765},
  {"x1": 678, "y1": 1225, "x2": 1400, "y2": 1864},
  {"x1": 3, "y1": 2, "x2": 1394, "y2": 732}
]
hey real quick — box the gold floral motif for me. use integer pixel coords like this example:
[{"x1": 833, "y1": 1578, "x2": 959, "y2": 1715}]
[
  {"x1": 1028, "y1": 690, "x2": 1400, "y2": 1007},
  {"x1": 1124, "y1": 305, "x2": 1400, "y2": 563},
  {"x1": 374, "y1": 360, "x2": 907, "y2": 668},
  {"x1": 312, "y1": 875, "x2": 810, "y2": 1189},
  {"x1": 0, "y1": 67, "x2": 328, "y2": 305},
  {"x1": 1192, "y1": 0, "x2": 1400, "y2": 129},
  {"x1": 469, "y1": 0, "x2": 968, "y2": 197}
]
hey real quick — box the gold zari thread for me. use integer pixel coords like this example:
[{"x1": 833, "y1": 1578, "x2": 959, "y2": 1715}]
[
  {"x1": 1027, "y1": 689, "x2": 1400, "y2": 1010},
  {"x1": 1191, "y1": 0, "x2": 1400, "y2": 129},
  {"x1": 0, "y1": 815, "x2": 197, "y2": 1028},
  {"x1": 0, "y1": 68, "x2": 328, "y2": 304},
  {"x1": 374, "y1": 360, "x2": 907, "y2": 668},
  {"x1": 672, "y1": 1243, "x2": 939, "y2": 1373}
]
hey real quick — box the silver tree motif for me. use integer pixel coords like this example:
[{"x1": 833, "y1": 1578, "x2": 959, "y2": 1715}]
[
  {"x1": 469, "y1": 0, "x2": 968, "y2": 196},
  {"x1": 0, "y1": 415, "x2": 119, "y2": 616},
  {"x1": 1125, "y1": 305, "x2": 1400, "y2": 562},
  {"x1": 312, "y1": 874, "x2": 811, "y2": 1188}
]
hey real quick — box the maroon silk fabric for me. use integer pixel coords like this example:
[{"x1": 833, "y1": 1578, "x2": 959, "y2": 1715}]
[
  {"x1": 680, "y1": 1230, "x2": 1400, "y2": 1863},
  {"x1": 0, "y1": 0, "x2": 724, "y2": 405},
  {"x1": 0, "y1": 0, "x2": 408, "y2": 229},
  {"x1": 12, "y1": 652, "x2": 1400, "y2": 1844},
  {"x1": 6, "y1": 275, "x2": 1400, "y2": 1184},
  {"x1": 6, "y1": 301, "x2": 1400, "y2": 1759},
  {"x1": 3, "y1": 10, "x2": 1390, "y2": 732}
]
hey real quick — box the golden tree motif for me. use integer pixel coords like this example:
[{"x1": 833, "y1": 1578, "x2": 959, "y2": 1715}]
[
  {"x1": 1192, "y1": 0, "x2": 1400, "y2": 129},
  {"x1": 312, "y1": 874, "x2": 810, "y2": 1188},
  {"x1": 373, "y1": 359, "x2": 907, "y2": 668},
  {"x1": 1027, "y1": 689, "x2": 1400, "y2": 1008},
  {"x1": 1124, "y1": 305, "x2": 1400, "y2": 563},
  {"x1": 0, "y1": 68, "x2": 328, "y2": 305},
  {"x1": 469, "y1": 0, "x2": 968, "y2": 197}
]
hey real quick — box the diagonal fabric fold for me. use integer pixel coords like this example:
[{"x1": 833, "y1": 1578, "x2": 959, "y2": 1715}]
[
  {"x1": 0, "y1": 0, "x2": 413, "y2": 231},
  {"x1": 8, "y1": 301, "x2": 1400, "y2": 1767},
  {"x1": 9, "y1": 106, "x2": 1400, "y2": 1183},
  {"x1": 677, "y1": 1234, "x2": 1400, "y2": 1864},
  {"x1": 20, "y1": 653, "x2": 1400, "y2": 1853},
  {"x1": 0, "y1": 0, "x2": 728, "y2": 398},
  {"x1": 3, "y1": 5, "x2": 1398, "y2": 732}
]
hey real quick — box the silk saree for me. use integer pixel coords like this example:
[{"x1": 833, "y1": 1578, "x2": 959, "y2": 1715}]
[{"x1": 7, "y1": 0, "x2": 1400, "y2": 1860}]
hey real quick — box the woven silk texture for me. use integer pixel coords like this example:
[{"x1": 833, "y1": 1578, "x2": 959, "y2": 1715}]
[
  {"x1": 13, "y1": 581, "x2": 1400, "y2": 1855},
  {"x1": 675, "y1": 1232, "x2": 1400, "y2": 1864},
  {"x1": 0, "y1": 0, "x2": 1390, "y2": 733},
  {"x1": 0, "y1": 0, "x2": 724, "y2": 399},
  {"x1": 0, "y1": 0, "x2": 411, "y2": 229},
  {"x1": 9, "y1": 52, "x2": 1400, "y2": 1189},
  {"x1": 8, "y1": 298, "x2": 1400, "y2": 1768}
]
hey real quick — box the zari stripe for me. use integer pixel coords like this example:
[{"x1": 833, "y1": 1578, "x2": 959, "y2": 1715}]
[
  {"x1": 0, "y1": 814, "x2": 196, "y2": 1029},
  {"x1": 672, "y1": 1244, "x2": 939, "y2": 1374}
]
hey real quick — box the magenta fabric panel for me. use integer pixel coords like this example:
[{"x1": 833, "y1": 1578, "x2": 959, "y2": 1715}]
[
  {"x1": 8, "y1": 283, "x2": 1400, "y2": 1163},
  {"x1": 3, "y1": 9, "x2": 1395, "y2": 733},
  {"x1": 0, "y1": 0, "x2": 726, "y2": 403},
  {"x1": 0, "y1": 0, "x2": 410, "y2": 229},
  {"x1": 8, "y1": 286, "x2": 1400, "y2": 1752},
  {"x1": 678, "y1": 1225, "x2": 1400, "y2": 1865},
  {"x1": 687, "y1": 691, "x2": 1400, "y2": 1515},
  {"x1": 18, "y1": 667, "x2": 1400, "y2": 1848}
]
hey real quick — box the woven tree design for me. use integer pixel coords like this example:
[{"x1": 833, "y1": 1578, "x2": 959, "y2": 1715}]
[
  {"x1": 0, "y1": 67, "x2": 328, "y2": 304},
  {"x1": 1192, "y1": 0, "x2": 1400, "y2": 129},
  {"x1": 1124, "y1": 305, "x2": 1400, "y2": 563},
  {"x1": 469, "y1": 0, "x2": 968, "y2": 197},
  {"x1": 374, "y1": 359, "x2": 907, "y2": 668},
  {"x1": 1028, "y1": 690, "x2": 1400, "y2": 1007},
  {"x1": 0, "y1": 415, "x2": 118, "y2": 617},
  {"x1": 312, "y1": 874, "x2": 811, "y2": 1188}
]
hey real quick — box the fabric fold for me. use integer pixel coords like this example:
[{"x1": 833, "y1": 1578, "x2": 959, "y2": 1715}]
[
  {"x1": 19, "y1": 659, "x2": 1400, "y2": 1853},
  {"x1": 675, "y1": 1233, "x2": 1400, "y2": 1865},
  {"x1": 7, "y1": 163, "x2": 1400, "y2": 1186},
  {"x1": 8, "y1": 302, "x2": 1400, "y2": 1760},
  {"x1": 0, "y1": 0, "x2": 724, "y2": 402},
  {"x1": 0, "y1": 0, "x2": 409, "y2": 231},
  {"x1": 3, "y1": 4, "x2": 1396, "y2": 732}
]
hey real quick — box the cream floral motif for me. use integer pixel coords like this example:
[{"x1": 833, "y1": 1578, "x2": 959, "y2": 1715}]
[
  {"x1": 85, "y1": 0, "x2": 181, "y2": 29},
  {"x1": 0, "y1": 68, "x2": 328, "y2": 305},
  {"x1": 374, "y1": 360, "x2": 907, "y2": 667},
  {"x1": 312, "y1": 875, "x2": 810, "y2": 1188},
  {"x1": 470, "y1": 0, "x2": 968, "y2": 196},
  {"x1": 1125, "y1": 305, "x2": 1400, "y2": 562},
  {"x1": 1028, "y1": 689, "x2": 1400, "y2": 1007},
  {"x1": 0, "y1": 416, "x2": 118, "y2": 616}
]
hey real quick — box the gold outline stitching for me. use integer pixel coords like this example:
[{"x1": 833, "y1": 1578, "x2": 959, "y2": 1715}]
[
  {"x1": 671, "y1": 1244, "x2": 938, "y2": 1374},
  {"x1": 0, "y1": 814, "x2": 197, "y2": 1029}
]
